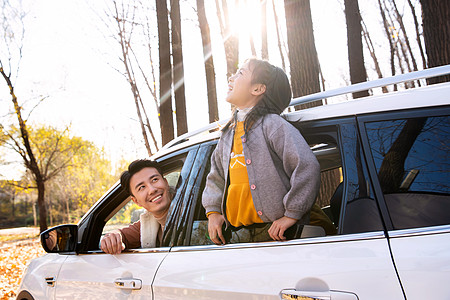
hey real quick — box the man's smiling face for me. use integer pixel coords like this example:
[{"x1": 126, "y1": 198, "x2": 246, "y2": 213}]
[{"x1": 129, "y1": 167, "x2": 171, "y2": 219}]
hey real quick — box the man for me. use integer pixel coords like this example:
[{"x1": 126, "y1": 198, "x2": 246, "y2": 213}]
[{"x1": 100, "y1": 159, "x2": 172, "y2": 254}]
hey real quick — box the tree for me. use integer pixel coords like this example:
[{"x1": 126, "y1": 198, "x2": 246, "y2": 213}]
[
  {"x1": 378, "y1": 0, "x2": 397, "y2": 89},
  {"x1": 0, "y1": 0, "x2": 52, "y2": 232},
  {"x1": 407, "y1": 0, "x2": 427, "y2": 69},
  {"x1": 344, "y1": 0, "x2": 369, "y2": 98},
  {"x1": 284, "y1": 0, "x2": 338, "y2": 206},
  {"x1": 1, "y1": 126, "x2": 117, "y2": 226},
  {"x1": 157, "y1": 0, "x2": 175, "y2": 145},
  {"x1": 197, "y1": 0, "x2": 219, "y2": 123},
  {"x1": 284, "y1": 0, "x2": 321, "y2": 107},
  {"x1": 103, "y1": 0, "x2": 160, "y2": 155},
  {"x1": 42, "y1": 132, "x2": 116, "y2": 225},
  {"x1": 420, "y1": 0, "x2": 450, "y2": 84},
  {"x1": 170, "y1": 0, "x2": 188, "y2": 136},
  {"x1": 272, "y1": 0, "x2": 286, "y2": 72},
  {"x1": 261, "y1": 0, "x2": 268, "y2": 60},
  {"x1": 0, "y1": 125, "x2": 83, "y2": 231},
  {"x1": 215, "y1": 0, "x2": 239, "y2": 78}
]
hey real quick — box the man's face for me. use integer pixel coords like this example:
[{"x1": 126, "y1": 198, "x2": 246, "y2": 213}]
[{"x1": 129, "y1": 167, "x2": 171, "y2": 219}]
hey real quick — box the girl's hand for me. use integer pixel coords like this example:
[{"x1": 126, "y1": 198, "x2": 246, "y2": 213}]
[
  {"x1": 268, "y1": 216, "x2": 298, "y2": 241},
  {"x1": 207, "y1": 213, "x2": 226, "y2": 245}
]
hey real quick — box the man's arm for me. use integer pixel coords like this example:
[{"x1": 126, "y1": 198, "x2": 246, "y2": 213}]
[{"x1": 100, "y1": 221, "x2": 141, "y2": 254}]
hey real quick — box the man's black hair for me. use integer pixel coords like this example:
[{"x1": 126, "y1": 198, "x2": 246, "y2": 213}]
[{"x1": 120, "y1": 159, "x2": 163, "y2": 196}]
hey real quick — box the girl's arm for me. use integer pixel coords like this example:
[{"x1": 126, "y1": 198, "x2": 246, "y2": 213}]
[
  {"x1": 202, "y1": 146, "x2": 226, "y2": 216},
  {"x1": 202, "y1": 145, "x2": 227, "y2": 245}
]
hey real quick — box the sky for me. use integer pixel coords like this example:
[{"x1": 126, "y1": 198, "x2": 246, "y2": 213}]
[{"x1": 0, "y1": 0, "x2": 422, "y2": 179}]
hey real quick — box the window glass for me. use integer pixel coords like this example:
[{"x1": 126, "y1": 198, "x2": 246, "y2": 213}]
[
  {"x1": 102, "y1": 167, "x2": 182, "y2": 238},
  {"x1": 102, "y1": 199, "x2": 142, "y2": 235},
  {"x1": 365, "y1": 116, "x2": 450, "y2": 229},
  {"x1": 340, "y1": 123, "x2": 384, "y2": 234}
]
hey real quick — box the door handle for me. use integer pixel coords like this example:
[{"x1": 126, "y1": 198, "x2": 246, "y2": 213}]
[
  {"x1": 114, "y1": 278, "x2": 142, "y2": 290},
  {"x1": 281, "y1": 289, "x2": 357, "y2": 300},
  {"x1": 45, "y1": 277, "x2": 56, "y2": 287}
]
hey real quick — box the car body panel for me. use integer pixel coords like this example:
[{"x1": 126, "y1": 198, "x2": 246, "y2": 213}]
[
  {"x1": 18, "y1": 254, "x2": 67, "y2": 300},
  {"x1": 388, "y1": 226, "x2": 450, "y2": 300},
  {"x1": 153, "y1": 233, "x2": 404, "y2": 299},
  {"x1": 53, "y1": 249, "x2": 169, "y2": 299}
]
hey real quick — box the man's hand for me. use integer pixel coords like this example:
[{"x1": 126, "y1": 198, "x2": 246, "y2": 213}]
[
  {"x1": 207, "y1": 213, "x2": 226, "y2": 245},
  {"x1": 100, "y1": 232, "x2": 125, "y2": 254},
  {"x1": 268, "y1": 216, "x2": 298, "y2": 241}
]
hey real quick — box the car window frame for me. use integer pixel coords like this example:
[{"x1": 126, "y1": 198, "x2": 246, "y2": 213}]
[
  {"x1": 163, "y1": 141, "x2": 216, "y2": 247},
  {"x1": 357, "y1": 105, "x2": 450, "y2": 232},
  {"x1": 181, "y1": 117, "x2": 391, "y2": 249},
  {"x1": 76, "y1": 144, "x2": 200, "y2": 254}
]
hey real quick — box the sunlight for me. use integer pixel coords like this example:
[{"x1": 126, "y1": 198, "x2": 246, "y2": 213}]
[{"x1": 229, "y1": 0, "x2": 264, "y2": 54}]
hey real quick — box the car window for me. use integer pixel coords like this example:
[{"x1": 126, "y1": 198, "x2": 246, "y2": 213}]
[
  {"x1": 339, "y1": 122, "x2": 384, "y2": 234},
  {"x1": 102, "y1": 199, "x2": 143, "y2": 235},
  {"x1": 100, "y1": 164, "x2": 183, "y2": 244},
  {"x1": 188, "y1": 123, "x2": 382, "y2": 246},
  {"x1": 365, "y1": 115, "x2": 450, "y2": 230}
]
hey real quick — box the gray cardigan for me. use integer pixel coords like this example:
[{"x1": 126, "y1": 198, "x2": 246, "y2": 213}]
[{"x1": 202, "y1": 114, "x2": 320, "y2": 225}]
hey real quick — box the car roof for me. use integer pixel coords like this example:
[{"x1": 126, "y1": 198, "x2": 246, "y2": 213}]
[{"x1": 285, "y1": 81, "x2": 450, "y2": 122}]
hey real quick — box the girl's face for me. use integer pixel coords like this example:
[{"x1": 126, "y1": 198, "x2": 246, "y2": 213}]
[{"x1": 226, "y1": 62, "x2": 265, "y2": 109}]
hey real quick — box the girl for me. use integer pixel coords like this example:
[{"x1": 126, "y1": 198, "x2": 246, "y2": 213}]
[{"x1": 202, "y1": 58, "x2": 320, "y2": 245}]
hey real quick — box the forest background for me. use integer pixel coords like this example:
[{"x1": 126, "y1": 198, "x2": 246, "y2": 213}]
[{"x1": 0, "y1": 0, "x2": 448, "y2": 232}]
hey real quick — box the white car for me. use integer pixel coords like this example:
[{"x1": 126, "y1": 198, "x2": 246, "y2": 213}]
[{"x1": 17, "y1": 66, "x2": 450, "y2": 300}]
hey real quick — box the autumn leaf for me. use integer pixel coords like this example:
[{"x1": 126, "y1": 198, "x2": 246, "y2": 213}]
[{"x1": 0, "y1": 238, "x2": 45, "y2": 300}]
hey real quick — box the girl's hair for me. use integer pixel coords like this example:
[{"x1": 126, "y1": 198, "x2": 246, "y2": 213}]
[{"x1": 223, "y1": 58, "x2": 292, "y2": 133}]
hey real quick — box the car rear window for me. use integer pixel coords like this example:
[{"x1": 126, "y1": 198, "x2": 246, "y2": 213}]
[{"x1": 365, "y1": 115, "x2": 450, "y2": 230}]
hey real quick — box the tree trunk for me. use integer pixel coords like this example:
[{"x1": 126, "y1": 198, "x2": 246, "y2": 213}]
[
  {"x1": 362, "y1": 18, "x2": 388, "y2": 93},
  {"x1": 33, "y1": 201, "x2": 37, "y2": 227},
  {"x1": 156, "y1": 0, "x2": 175, "y2": 145},
  {"x1": 284, "y1": 0, "x2": 322, "y2": 108},
  {"x1": 390, "y1": 0, "x2": 419, "y2": 72},
  {"x1": 272, "y1": 0, "x2": 286, "y2": 72},
  {"x1": 215, "y1": 0, "x2": 239, "y2": 78},
  {"x1": 197, "y1": 0, "x2": 219, "y2": 123},
  {"x1": 11, "y1": 193, "x2": 15, "y2": 217},
  {"x1": 170, "y1": 0, "x2": 188, "y2": 136},
  {"x1": 344, "y1": 0, "x2": 369, "y2": 98},
  {"x1": 1, "y1": 67, "x2": 48, "y2": 232},
  {"x1": 261, "y1": 0, "x2": 268, "y2": 60},
  {"x1": 407, "y1": 0, "x2": 427, "y2": 69},
  {"x1": 113, "y1": 2, "x2": 154, "y2": 155},
  {"x1": 419, "y1": 0, "x2": 450, "y2": 84},
  {"x1": 378, "y1": 118, "x2": 427, "y2": 193},
  {"x1": 379, "y1": 0, "x2": 397, "y2": 91},
  {"x1": 36, "y1": 179, "x2": 47, "y2": 232}
]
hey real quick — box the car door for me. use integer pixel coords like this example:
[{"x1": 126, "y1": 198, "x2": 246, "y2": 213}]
[
  {"x1": 53, "y1": 145, "x2": 202, "y2": 299},
  {"x1": 152, "y1": 121, "x2": 405, "y2": 299},
  {"x1": 360, "y1": 107, "x2": 450, "y2": 300}
]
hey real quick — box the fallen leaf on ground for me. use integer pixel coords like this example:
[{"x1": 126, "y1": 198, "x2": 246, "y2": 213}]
[{"x1": 0, "y1": 238, "x2": 45, "y2": 300}]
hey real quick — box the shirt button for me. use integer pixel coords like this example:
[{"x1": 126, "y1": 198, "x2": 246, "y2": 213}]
[
  {"x1": 242, "y1": 137, "x2": 246, "y2": 143},
  {"x1": 246, "y1": 159, "x2": 251, "y2": 165},
  {"x1": 251, "y1": 184, "x2": 256, "y2": 190},
  {"x1": 257, "y1": 210, "x2": 263, "y2": 216}
]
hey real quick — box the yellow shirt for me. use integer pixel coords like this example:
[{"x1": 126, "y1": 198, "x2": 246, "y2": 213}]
[{"x1": 226, "y1": 121, "x2": 264, "y2": 227}]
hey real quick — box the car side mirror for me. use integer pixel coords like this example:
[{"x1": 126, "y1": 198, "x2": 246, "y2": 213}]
[{"x1": 40, "y1": 224, "x2": 78, "y2": 253}]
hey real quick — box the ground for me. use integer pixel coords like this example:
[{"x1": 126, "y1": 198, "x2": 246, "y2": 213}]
[{"x1": 0, "y1": 227, "x2": 45, "y2": 300}]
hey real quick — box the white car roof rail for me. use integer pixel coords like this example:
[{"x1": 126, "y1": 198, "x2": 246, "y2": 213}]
[
  {"x1": 290, "y1": 64, "x2": 450, "y2": 107},
  {"x1": 162, "y1": 119, "x2": 228, "y2": 150},
  {"x1": 162, "y1": 64, "x2": 450, "y2": 151}
]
